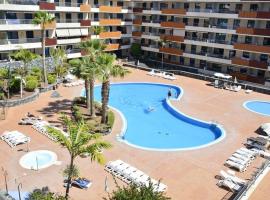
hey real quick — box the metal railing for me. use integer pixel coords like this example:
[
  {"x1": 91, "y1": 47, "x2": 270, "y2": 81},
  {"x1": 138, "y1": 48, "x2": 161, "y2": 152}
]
[
  {"x1": 123, "y1": 60, "x2": 270, "y2": 95},
  {"x1": 187, "y1": 8, "x2": 238, "y2": 14},
  {"x1": 0, "y1": 19, "x2": 33, "y2": 25},
  {"x1": 184, "y1": 37, "x2": 234, "y2": 45},
  {"x1": 56, "y1": 18, "x2": 81, "y2": 23},
  {"x1": 0, "y1": 38, "x2": 41, "y2": 45},
  {"x1": 0, "y1": 0, "x2": 42, "y2": 5},
  {"x1": 55, "y1": 1, "x2": 80, "y2": 7}
]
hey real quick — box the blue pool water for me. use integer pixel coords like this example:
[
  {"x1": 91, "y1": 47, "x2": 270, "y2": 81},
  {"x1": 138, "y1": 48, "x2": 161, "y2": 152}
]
[
  {"x1": 19, "y1": 150, "x2": 57, "y2": 170},
  {"x1": 244, "y1": 101, "x2": 270, "y2": 116},
  {"x1": 88, "y1": 83, "x2": 224, "y2": 151}
]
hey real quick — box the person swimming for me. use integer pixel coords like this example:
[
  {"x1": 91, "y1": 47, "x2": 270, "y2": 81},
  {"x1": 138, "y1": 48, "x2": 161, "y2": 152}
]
[
  {"x1": 167, "y1": 88, "x2": 172, "y2": 98},
  {"x1": 147, "y1": 106, "x2": 155, "y2": 112}
]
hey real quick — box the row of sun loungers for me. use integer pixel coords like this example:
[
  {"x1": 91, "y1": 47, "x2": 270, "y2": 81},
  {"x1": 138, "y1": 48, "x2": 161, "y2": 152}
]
[
  {"x1": 1, "y1": 131, "x2": 30, "y2": 148},
  {"x1": 147, "y1": 69, "x2": 176, "y2": 80},
  {"x1": 63, "y1": 80, "x2": 84, "y2": 87},
  {"x1": 105, "y1": 160, "x2": 167, "y2": 193},
  {"x1": 19, "y1": 114, "x2": 43, "y2": 125},
  {"x1": 225, "y1": 147, "x2": 258, "y2": 172},
  {"x1": 32, "y1": 121, "x2": 68, "y2": 141}
]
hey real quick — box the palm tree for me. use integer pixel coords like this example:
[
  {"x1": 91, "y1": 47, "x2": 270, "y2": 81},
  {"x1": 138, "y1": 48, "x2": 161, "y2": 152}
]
[
  {"x1": 50, "y1": 47, "x2": 68, "y2": 78},
  {"x1": 79, "y1": 39, "x2": 107, "y2": 117},
  {"x1": 158, "y1": 38, "x2": 168, "y2": 70},
  {"x1": 91, "y1": 26, "x2": 105, "y2": 35},
  {"x1": 96, "y1": 53, "x2": 129, "y2": 123},
  {"x1": 47, "y1": 115, "x2": 112, "y2": 199},
  {"x1": 32, "y1": 11, "x2": 55, "y2": 85},
  {"x1": 10, "y1": 49, "x2": 39, "y2": 98}
]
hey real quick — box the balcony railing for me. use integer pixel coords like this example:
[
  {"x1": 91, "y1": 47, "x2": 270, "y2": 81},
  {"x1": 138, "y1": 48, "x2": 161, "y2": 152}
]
[
  {"x1": 55, "y1": 2, "x2": 80, "y2": 7},
  {"x1": 0, "y1": 19, "x2": 33, "y2": 24},
  {"x1": 187, "y1": 8, "x2": 237, "y2": 14},
  {"x1": 56, "y1": 19, "x2": 81, "y2": 23},
  {"x1": 185, "y1": 37, "x2": 234, "y2": 45},
  {"x1": 0, "y1": 38, "x2": 41, "y2": 45},
  {"x1": 0, "y1": 0, "x2": 40, "y2": 5}
]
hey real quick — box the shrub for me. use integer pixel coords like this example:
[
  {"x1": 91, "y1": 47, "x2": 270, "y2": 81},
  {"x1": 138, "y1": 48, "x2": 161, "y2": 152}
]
[
  {"x1": 30, "y1": 67, "x2": 42, "y2": 81},
  {"x1": 25, "y1": 79, "x2": 38, "y2": 92},
  {"x1": 48, "y1": 74, "x2": 57, "y2": 84},
  {"x1": 107, "y1": 110, "x2": 115, "y2": 128},
  {"x1": 9, "y1": 78, "x2": 20, "y2": 93},
  {"x1": 73, "y1": 97, "x2": 86, "y2": 104},
  {"x1": 0, "y1": 92, "x2": 5, "y2": 100},
  {"x1": 26, "y1": 75, "x2": 38, "y2": 81}
]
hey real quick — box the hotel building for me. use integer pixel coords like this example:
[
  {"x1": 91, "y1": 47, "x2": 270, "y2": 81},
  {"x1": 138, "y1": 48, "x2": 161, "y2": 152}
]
[{"x1": 0, "y1": 0, "x2": 269, "y2": 85}]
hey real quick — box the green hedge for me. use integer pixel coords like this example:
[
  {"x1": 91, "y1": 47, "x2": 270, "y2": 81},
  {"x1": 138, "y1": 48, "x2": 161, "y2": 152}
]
[
  {"x1": 48, "y1": 74, "x2": 57, "y2": 84},
  {"x1": 107, "y1": 110, "x2": 115, "y2": 128}
]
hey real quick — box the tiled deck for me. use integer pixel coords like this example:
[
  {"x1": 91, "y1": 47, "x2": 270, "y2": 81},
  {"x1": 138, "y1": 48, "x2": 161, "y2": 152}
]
[{"x1": 0, "y1": 68, "x2": 269, "y2": 199}]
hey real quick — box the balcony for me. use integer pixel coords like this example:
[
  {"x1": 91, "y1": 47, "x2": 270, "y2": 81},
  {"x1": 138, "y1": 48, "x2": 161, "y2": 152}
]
[
  {"x1": 133, "y1": 8, "x2": 143, "y2": 13},
  {"x1": 133, "y1": 19, "x2": 142, "y2": 25},
  {"x1": 231, "y1": 57, "x2": 268, "y2": 69},
  {"x1": 239, "y1": 11, "x2": 270, "y2": 19},
  {"x1": 80, "y1": 4, "x2": 90, "y2": 12},
  {"x1": 160, "y1": 35, "x2": 184, "y2": 43},
  {"x1": 161, "y1": 8, "x2": 186, "y2": 15},
  {"x1": 236, "y1": 27, "x2": 270, "y2": 36},
  {"x1": 99, "y1": 5, "x2": 122, "y2": 13},
  {"x1": 132, "y1": 31, "x2": 142, "y2": 37},
  {"x1": 159, "y1": 47, "x2": 183, "y2": 56},
  {"x1": 0, "y1": 38, "x2": 41, "y2": 51},
  {"x1": 39, "y1": 2, "x2": 55, "y2": 10},
  {"x1": 160, "y1": 21, "x2": 185, "y2": 29},
  {"x1": 80, "y1": 19, "x2": 91, "y2": 27},
  {"x1": 105, "y1": 43, "x2": 120, "y2": 51},
  {"x1": 55, "y1": 2, "x2": 80, "y2": 7},
  {"x1": 230, "y1": 72, "x2": 265, "y2": 84},
  {"x1": 99, "y1": 19, "x2": 121, "y2": 26},
  {"x1": 234, "y1": 43, "x2": 270, "y2": 54},
  {"x1": 184, "y1": 37, "x2": 234, "y2": 49},
  {"x1": 99, "y1": 31, "x2": 121, "y2": 39},
  {"x1": 45, "y1": 38, "x2": 57, "y2": 46}
]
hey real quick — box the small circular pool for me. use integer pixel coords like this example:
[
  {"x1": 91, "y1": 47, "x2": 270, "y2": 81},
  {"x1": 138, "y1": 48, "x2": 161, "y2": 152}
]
[
  {"x1": 19, "y1": 150, "x2": 57, "y2": 170},
  {"x1": 244, "y1": 101, "x2": 270, "y2": 117}
]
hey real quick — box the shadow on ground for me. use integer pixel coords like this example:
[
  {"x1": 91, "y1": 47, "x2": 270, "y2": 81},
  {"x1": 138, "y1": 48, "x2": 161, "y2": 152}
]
[{"x1": 37, "y1": 99, "x2": 73, "y2": 127}]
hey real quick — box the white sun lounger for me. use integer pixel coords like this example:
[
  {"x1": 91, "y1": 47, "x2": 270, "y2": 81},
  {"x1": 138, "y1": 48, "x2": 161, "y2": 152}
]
[
  {"x1": 163, "y1": 72, "x2": 176, "y2": 80},
  {"x1": 228, "y1": 157, "x2": 250, "y2": 167},
  {"x1": 217, "y1": 178, "x2": 242, "y2": 192},
  {"x1": 235, "y1": 150, "x2": 256, "y2": 160},
  {"x1": 1, "y1": 131, "x2": 30, "y2": 148},
  {"x1": 220, "y1": 170, "x2": 246, "y2": 185},
  {"x1": 147, "y1": 69, "x2": 157, "y2": 76},
  {"x1": 239, "y1": 148, "x2": 258, "y2": 156},
  {"x1": 232, "y1": 153, "x2": 252, "y2": 163},
  {"x1": 225, "y1": 160, "x2": 247, "y2": 172}
]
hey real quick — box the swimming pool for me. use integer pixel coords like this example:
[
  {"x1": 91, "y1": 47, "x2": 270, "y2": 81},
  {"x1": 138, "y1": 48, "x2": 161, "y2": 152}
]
[
  {"x1": 84, "y1": 82, "x2": 225, "y2": 151},
  {"x1": 243, "y1": 100, "x2": 270, "y2": 117},
  {"x1": 19, "y1": 150, "x2": 57, "y2": 170}
]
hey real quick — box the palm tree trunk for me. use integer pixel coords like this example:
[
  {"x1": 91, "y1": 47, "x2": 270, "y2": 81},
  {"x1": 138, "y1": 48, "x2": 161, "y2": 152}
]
[
  {"x1": 101, "y1": 80, "x2": 110, "y2": 124},
  {"x1": 20, "y1": 78, "x2": 23, "y2": 99},
  {"x1": 85, "y1": 79, "x2": 90, "y2": 109},
  {"x1": 89, "y1": 78, "x2": 95, "y2": 117},
  {"x1": 65, "y1": 155, "x2": 74, "y2": 199},
  {"x1": 42, "y1": 28, "x2": 48, "y2": 85},
  {"x1": 162, "y1": 53, "x2": 164, "y2": 70}
]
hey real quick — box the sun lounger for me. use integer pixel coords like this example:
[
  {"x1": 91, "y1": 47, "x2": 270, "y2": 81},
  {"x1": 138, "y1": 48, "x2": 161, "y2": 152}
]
[
  {"x1": 239, "y1": 147, "x2": 258, "y2": 156},
  {"x1": 228, "y1": 156, "x2": 250, "y2": 167},
  {"x1": 72, "y1": 178, "x2": 92, "y2": 189},
  {"x1": 1, "y1": 131, "x2": 30, "y2": 148},
  {"x1": 245, "y1": 142, "x2": 265, "y2": 151},
  {"x1": 163, "y1": 72, "x2": 176, "y2": 80},
  {"x1": 225, "y1": 160, "x2": 247, "y2": 172},
  {"x1": 235, "y1": 149, "x2": 256, "y2": 160},
  {"x1": 217, "y1": 178, "x2": 242, "y2": 192},
  {"x1": 231, "y1": 154, "x2": 252, "y2": 164},
  {"x1": 147, "y1": 69, "x2": 157, "y2": 76},
  {"x1": 234, "y1": 85, "x2": 241, "y2": 92},
  {"x1": 245, "y1": 89, "x2": 252, "y2": 94},
  {"x1": 220, "y1": 170, "x2": 246, "y2": 185}
]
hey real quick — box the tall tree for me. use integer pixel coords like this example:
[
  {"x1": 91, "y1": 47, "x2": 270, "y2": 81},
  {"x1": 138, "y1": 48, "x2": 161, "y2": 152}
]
[
  {"x1": 79, "y1": 39, "x2": 107, "y2": 117},
  {"x1": 32, "y1": 11, "x2": 55, "y2": 85},
  {"x1": 11, "y1": 49, "x2": 39, "y2": 98},
  {"x1": 47, "y1": 116, "x2": 112, "y2": 199},
  {"x1": 50, "y1": 47, "x2": 68, "y2": 78},
  {"x1": 96, "y1": 53, "x2": 129, "y2": 123}
]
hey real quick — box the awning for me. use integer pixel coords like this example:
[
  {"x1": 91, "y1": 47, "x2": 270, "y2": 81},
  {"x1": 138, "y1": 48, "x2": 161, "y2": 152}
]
[
  {"x1": 56, "y1": 29, "x2": 70, "y2": 37},
  {"x1": 81, "y1": 28, "x2": 88, "y2": 36},
  {"x1": 68, "y1": 29, "x2": 82, "y2": 37}
]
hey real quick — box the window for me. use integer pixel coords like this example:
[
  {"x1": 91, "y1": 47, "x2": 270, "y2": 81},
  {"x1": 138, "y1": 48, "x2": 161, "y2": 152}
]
[
  {"x1": 77, "y1": 0, "x2": 83, "y2": 3},
  {"x1": 205, "y1": 3, "x2": 212, "y2": 10},
  {"x1": 245, "y1": 36, "x2": 252, "y2": 44},
  {"x1": 6, "y1": 13, "x2": 17, "y2": 19},
  {"x1": 263, "y1": 38, "x2": 270, "y2": 45},
  {"x1": 66, "y1": 13, "x2": 71, "y2": 23},
  {"x1": 193, "y1": 18, "x2": 199, "y2": 26},
  {"x1": 217, "y1": 19, "x2": 228, "y2": 28},
  {"x1": 266, "y1": 21, "x2": 270, "y2": 29},
  {"x1": 242, "y1": 52, "x2": 250, "y2": 59},
  {"x1": 260, "y1": 54, "x2": 268, "y2": 62},
  {"x1": 191, "y1": 45, "x2": 196, "y2": 53},
  {"x1": 235, "y1": 4, "x2": 242, "y2": 12},
  {"x1": 78, "y1": 13, "x2": 83, "y2": 20},
  {"x1": 94, "y1": 0, "x2": 98, "y2": 6},
  {"x1": 7, "y1": 31, "x2": 18, "y2": 40},
  {"x1": 183, "y1": 18, "x2": 188, "y2": 25},
  {"x1": 24, "y1": 13, "x2": 33, "y2": 19},
  {"x1": 240, "y1": 68, "x2": 247, "y2": 74},
  {"x1": 184, "y1": 3, "x2": 189, "y2": 9},
  {"x1": 258, "y1": 70, "x2": 265, "y2": 77},
  {"x1": 216, "y1": 33, "x2": 226, "y2": 42},
  {"x1": 55, "y1": 13, "x2": 60, "y2": 21},
  {"x1": 195, "y1": 3, "x2": 200, "y2": 11},
  {"x1": 231, "y1": 34, "x2": 238, "y2": 43},
  {"x1": 250, "y1": 4, "x2": 258, "y2": 11},
  {"x1": 26, "y1": 31, "x2": 34, "y2": 38},
  {"x1": 233, "y1": 19, "x2": 240, "y2": 28},
  {"x1": 190, "y1": 58, "x2": 195, "y2": 66},
  {"x1": 247, "y1": 20, "x2": 255, "y2": 28}
]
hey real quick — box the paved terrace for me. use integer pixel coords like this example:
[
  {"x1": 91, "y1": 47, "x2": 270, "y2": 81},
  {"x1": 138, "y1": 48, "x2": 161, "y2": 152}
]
[{"x1": 0, "y1": 68, "x2": 269, "y2": 200}]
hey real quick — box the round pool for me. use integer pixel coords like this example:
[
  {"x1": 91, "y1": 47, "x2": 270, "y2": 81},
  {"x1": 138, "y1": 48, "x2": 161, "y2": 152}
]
[
  {"x1": 19, "y1": 150, "x2": 57, "y2": 170},
  {"x1": 82, "y1": 82, "x2": 225, "y2": 151},
  {"x1": 243, "y1": 100, "x2": 270, "y2": 117}
]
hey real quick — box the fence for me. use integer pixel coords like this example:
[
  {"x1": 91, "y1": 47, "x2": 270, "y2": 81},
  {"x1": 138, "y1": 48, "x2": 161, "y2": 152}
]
[
  {"x1": 123, "y1": 60, "x2": 270, "y2": 95},
  {"x1": 0, "y1": 90, "x2": 39, "y2": 107}
]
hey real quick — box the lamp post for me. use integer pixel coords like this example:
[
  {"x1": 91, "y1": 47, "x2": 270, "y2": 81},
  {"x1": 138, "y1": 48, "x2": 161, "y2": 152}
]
[
  {"x1": 1, "y1": 167, "x2": 8, "y2": 195},
  {"x1": 17, "y1": 182, "x2": 22, "y2": 200}
]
